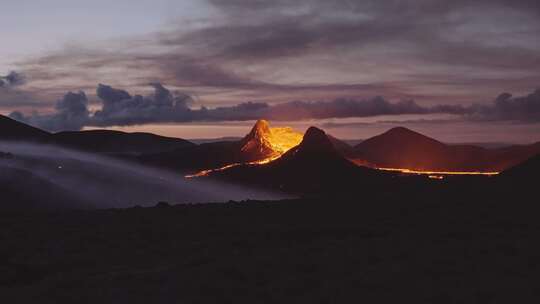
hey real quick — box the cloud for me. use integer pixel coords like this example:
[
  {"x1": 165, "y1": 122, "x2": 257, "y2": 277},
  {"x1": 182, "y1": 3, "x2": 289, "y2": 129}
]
[
  {"x1": 0, "y1": 71, "x2": 48, "y2": 109},
  {"x1": 10, "y1": 83, "x2": 539, "y2": 132},
  {"x1": 12, "y1": 0, "x2": 540, "y2": 109},
  {"x1": 11, "y1": 91, "x2": 89, "y2": 131},
  {"x1": 468, "y1": 89, "x2": 540, "y2": 121},
  {"x1": 11, "y1": 83, "x2": 451, "y2": 131},
  {"x1": 0, "y1": 71, "x2": 26, "y2": 88}
]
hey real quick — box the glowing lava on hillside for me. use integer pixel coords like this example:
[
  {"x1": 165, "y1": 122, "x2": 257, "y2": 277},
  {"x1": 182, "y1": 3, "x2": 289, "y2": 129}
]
[
  {"x1": 239, "y1": 119, "x2": 303, "y2": 161},
  {"x1": 376, "y1": 167, "x2": 499, "y2": 178},
  {"x1": 186, "y1": 120, "x2": 502, "y2": 179},
  {"x1": 186, "y1": 120, "x2": 303, "y2": 178}
]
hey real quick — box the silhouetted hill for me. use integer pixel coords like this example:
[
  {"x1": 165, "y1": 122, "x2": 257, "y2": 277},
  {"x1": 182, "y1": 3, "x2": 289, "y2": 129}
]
[
  {"x1": 500, "y1": 153, "x2": 540, "y2": 182},
  {"x1": 351, "y1": 127, "x2": 540, "y2": 172},
  {"x1": 208, "y1": 127, "x2": 389, "y2": 194},
  {"x1": 0, "y1": 115, "x2": 50, "y2": 141},
  {"x1": 51, "y1": 130, "x2": 194, "y2": 155},
  {"x1": 327, "y1": 134, "x2": 354, "y2": 156},
  {"x1": 1, "y1": 115, "x2": 195, "y2": 156}
]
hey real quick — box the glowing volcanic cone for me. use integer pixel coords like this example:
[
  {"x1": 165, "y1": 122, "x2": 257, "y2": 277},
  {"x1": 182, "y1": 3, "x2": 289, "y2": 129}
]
[
  {"x1": 239, "y1": 119, "x2": 303, "y2": 163},
  {"x1": 186, "y1": 120, "x2": 303, "y2": 177}
]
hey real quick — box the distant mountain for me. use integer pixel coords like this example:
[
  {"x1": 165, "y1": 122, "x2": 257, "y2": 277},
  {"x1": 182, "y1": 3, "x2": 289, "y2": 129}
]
[
  {"x1": 1, "y1": 115, "x2": 195, "y2": 156},
  {"x1": 0, "y1": 115, "x2": 50, "y2": 141},
  {"x1": 206, "y1": 127, "x2": 388, "y2": 194},
  {"x1": 51, "y1": 130, "x2": 194, "y2": 155},
  {"x1": 351, "y1": 127, "x2": 540, "y2": 172}
]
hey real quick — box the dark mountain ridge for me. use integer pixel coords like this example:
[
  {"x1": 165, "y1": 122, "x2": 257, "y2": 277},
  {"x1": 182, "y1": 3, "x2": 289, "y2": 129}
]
[
  {"x1": 0, "y1": 115, "x2": 50, "y2": 141},
  {"x1": 1, "y1": 115, "x2": 194, "y2": 156},
  {"x1": 351, "y1": 127, "x2": 540, "y2": 172},
  {"x1": 206, "y1": 127, "x2": 391, "y2": 194}
]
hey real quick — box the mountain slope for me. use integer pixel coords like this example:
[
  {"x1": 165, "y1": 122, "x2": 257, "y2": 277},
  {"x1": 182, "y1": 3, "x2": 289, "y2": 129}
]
[
  {"x1": 500, "y1": 153, "x2": 540, "y2": 179},
  {"x1": 352, "y1": 127, "x2": 454, "y2": 170},
  {"x1": 1, "y1": 115, "x2": 195, "y2": 156},
  {"x1": 51, "y1": 130, "x2": 194, "y2": 155},
  {"x1": 0, "y1": 115, "x2": 50, "y2": 141},
  {"x1": 139, "y1": 120, "x2": 303, "y2": 173},
  {"x1": 351, "y1": 127, "x2": 540, "y2": 172},
  {"x1": 207, "y1": 127, "x2": 388, "y2": 194}
]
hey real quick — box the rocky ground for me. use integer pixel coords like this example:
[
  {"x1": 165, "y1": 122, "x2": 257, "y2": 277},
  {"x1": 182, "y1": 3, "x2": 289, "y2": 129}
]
[{"x1": 1, "y1": 188, "x2": 539, "y2": 303}]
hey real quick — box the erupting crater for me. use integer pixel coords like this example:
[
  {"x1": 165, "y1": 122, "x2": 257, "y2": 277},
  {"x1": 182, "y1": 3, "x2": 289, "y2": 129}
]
[
  {"x1": 186, "y1": 120, "x2": 303, "y2": 178},
  {"x1": 239, "y1": 119, "x2": 303, "y2": 163}
]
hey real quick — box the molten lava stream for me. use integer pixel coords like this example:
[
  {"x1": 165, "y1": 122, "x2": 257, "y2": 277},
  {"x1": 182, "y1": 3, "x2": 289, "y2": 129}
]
[
  {"x1": 185, "y1": 156, "x2": 279, "y2": 179},
  {"x1": 376, "y1": 167, "x2": 499, "y2": 176}
]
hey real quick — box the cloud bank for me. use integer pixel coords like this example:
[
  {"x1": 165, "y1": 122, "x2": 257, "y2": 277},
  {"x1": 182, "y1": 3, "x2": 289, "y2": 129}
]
[
  {"x1": 11, "y1": 0, "x2": 540, "y2": 107},
  {"x1": 9, "y1": 84, "x2": 540, "y2": 132}
]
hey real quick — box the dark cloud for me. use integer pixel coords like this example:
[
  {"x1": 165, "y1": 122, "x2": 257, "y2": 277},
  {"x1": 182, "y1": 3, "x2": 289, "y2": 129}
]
[
  {"x1": 10, "y1": 83, "x2": 540, "y2": 132},
  {"x1": 11, "y1": 91, "x2": 89, "y2": 131},
  {"x1": 92, "y1": 83, "x2": 192, "y2": 126},
  {"x1": 469, "y1": 89, "x2": 540, "y2": 121},
  {"x1": 0, "y1": 71, "x2": 47, "y2": 109},
  {"x1": 0, "y1": 71, "x2": 26, "y2": 88},
  {"x1": 14, "y1": 0, "x2": 540, "y2": 108}
]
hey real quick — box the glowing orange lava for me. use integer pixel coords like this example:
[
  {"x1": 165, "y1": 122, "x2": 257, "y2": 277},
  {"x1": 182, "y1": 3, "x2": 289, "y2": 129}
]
[
  {"x1": 376, "y1": 167, "x2": 499, "y2": 177},
  {"x1": 186, "y1": 122, "x2": 303, "y2": 178},
  {"x1": 185, "y1": 157, "x2": 279, "y2": 178}
]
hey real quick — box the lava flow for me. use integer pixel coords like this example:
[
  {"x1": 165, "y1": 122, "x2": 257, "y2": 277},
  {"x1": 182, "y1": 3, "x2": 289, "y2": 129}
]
[
  {"x1": 186, "y1": 120, "x2": 303, "y2": 178},
  {"x1": 376, "y1": 167, "x2": 500, "y2": 178}
]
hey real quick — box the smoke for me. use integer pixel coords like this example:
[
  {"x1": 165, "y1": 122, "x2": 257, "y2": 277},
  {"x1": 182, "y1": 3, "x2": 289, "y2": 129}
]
[
  {"x1": 8, "y1": 83, "x2": 540, "y2": 132},
  {"x1": 0, "y1": 141, "x2": 287, "y2": 209}
]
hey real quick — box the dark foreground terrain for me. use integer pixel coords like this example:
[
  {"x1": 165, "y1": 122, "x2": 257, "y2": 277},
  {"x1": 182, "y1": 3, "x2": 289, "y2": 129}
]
[{"x1": 1, "y1": 184, "x2": 539, "y2": 303}]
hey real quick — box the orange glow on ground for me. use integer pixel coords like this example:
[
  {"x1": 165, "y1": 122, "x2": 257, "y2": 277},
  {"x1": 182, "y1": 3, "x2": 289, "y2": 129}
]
[
  {"x1": 376, "y1": 167, "x2": 499, "y2": 177},
  {"x1": 185, "y1": 157, "x2": 278, "y2": 178}
]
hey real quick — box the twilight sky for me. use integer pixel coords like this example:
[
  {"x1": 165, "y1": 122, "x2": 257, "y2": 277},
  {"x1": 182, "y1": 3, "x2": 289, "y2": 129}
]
[{"x1": 1, "y1": 0, "x2": 539, "y2": 143}]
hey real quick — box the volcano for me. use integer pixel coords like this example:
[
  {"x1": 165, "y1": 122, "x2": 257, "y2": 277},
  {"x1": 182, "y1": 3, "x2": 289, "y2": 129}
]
[
  {"x1": 205, "y1": 126, "x2": 387, "y2": 194},
  {"x1": 140, "y1": 120, "x2": 303, "y2": 173},
  {"x1": 351, "y1": 127, "x2": 540, "y2": 172},
  {"x1": 239, "y1": 119, "x2": 303, "y2": 162}
]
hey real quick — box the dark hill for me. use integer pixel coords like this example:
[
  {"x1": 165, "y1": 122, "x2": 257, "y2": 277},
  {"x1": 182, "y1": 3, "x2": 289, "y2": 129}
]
[
  {"x1": 51, "y1": 130, "x2": 194, "y2": 155},
  {"x1": 0, "y1": 115, "x2": 50, "y2": 141},
  {"x1": 500, "y1": 153, "x2": 540, "y2": 181},
  {"x1": 208, "y1": 127, "x2": 390, "y2": 194},
  {"x1": 1, "y1": 115, "x2": 195, "y2": 156}
]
